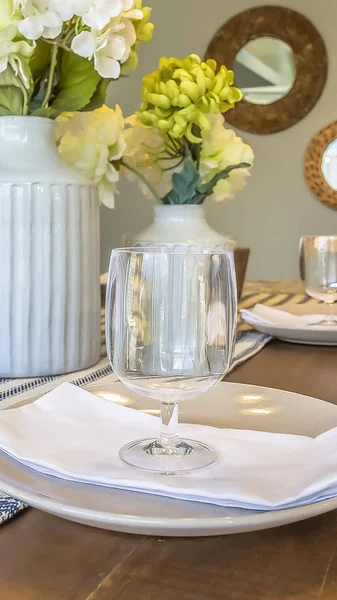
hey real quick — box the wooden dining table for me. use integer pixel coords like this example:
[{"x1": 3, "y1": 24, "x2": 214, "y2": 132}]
[{"x1": 1, "y1": 281, "x2": 337, "y2": 600}]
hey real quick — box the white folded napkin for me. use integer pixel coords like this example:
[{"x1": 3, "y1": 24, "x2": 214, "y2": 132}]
[
  {"x1": 2, "y1": 382, "x2": 337, "y2": 511},
  {"x1": 241, "y1": 304, "x2": 329, "y2": 329}
]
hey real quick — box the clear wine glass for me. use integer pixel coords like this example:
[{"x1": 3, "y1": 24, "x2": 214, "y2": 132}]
[
  {"x1": 300, "y1": 236, "x2": 337, "y2": 325},
  {"x1": 106, "y1": 247, "x2": 237, "y2": 474}
]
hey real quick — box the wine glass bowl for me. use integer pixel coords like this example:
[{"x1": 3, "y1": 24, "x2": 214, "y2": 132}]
[
  {"x1": 300, "y1": 236, "x2": 337, "y2": 325},
  {"x1": 106, "y1": 247, "x2": 237, "y2": 474}
]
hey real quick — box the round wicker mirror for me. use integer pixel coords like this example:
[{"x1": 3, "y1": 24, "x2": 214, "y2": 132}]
[
  {"x1": 205, "y1": 6, "x2": 328, "y2": 135},
  {"x1": 304, "y1": 122, "x2": 337, "y2": 211}
]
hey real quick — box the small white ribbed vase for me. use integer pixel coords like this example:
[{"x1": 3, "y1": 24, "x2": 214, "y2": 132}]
[{"x1": 0, "y1": 117, "x2": 101, "y2": 377}]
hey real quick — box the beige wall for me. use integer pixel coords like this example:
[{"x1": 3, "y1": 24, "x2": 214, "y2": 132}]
[{"x1": 102, "y1": 0, "x2": 337, "y2": 280}]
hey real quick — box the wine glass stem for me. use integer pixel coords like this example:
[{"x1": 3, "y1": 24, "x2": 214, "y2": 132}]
[{"x1": 159, "y1": 400, "x2": 180, "y2": 448}]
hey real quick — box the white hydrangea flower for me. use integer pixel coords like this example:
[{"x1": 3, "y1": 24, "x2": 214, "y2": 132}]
[
  {"x1": 16, "y1": 0, "x2": 73, "y2": 40},
  {"x1": 72, "y1": 21, "x2": 134, "y2": 79},
  {"x1": 77, "y1": 0, "x2": 141, "y2": 31},
  {"x1": 0, "y1": 0, "x2": 17, "y2": 29},
  {"x1": 47, "y1": 0, "x2": 75, "y2": 21},
  {"x1": 0, "y1": 24, "x2": 34, "y2": 88},
  {"x1": 120, "y1": 0, "x2": 143, "y2": 20}
]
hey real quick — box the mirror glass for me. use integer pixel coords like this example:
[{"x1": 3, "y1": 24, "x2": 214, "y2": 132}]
[
  {"x1": 322, "y1": 140, "x2": 337, "y2": 191},
  {"x1": 233, "y1": 37, "x2": 296, "y2": 105}
]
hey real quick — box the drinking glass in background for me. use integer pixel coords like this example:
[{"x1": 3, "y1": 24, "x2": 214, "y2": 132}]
[
  {"x1": 300, "y1": 236, "x2": 337, "y2": 325},
  {"x1": 106, "y1": 247, "x2": 237, "y2": 474}
]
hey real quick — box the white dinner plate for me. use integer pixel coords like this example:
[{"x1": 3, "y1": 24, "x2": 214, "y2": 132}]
[
  {"x1": 242, "y1": 301, "x2": 337, "y2": 345},
  {"x1": 2, "y1": 378, "x2": 337, "y2": 536}
]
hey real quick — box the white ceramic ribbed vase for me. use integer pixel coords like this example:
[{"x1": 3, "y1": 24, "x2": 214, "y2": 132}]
[
  {"x1": 133, "y1": 205, "x2": 236, "y2": 249},
  {"x1": 0, "y1": 116, "x2": 101, "y2": 377}
]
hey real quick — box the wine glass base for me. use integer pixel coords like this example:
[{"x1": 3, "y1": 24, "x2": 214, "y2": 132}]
[
  {"x1": 308, "y1": 318, "x2": 337, "y2": 326},
  {"x1": 119, "y1": 438, "x2": 219, "y2": 474}
]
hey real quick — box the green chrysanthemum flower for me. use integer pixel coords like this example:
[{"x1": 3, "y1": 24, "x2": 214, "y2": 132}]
[{"x1": 136, "y1": 54, "x2": 242, "y2": 143}]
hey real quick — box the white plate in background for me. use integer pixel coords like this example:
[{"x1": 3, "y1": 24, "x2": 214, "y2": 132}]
[{"x1": 241, "y1": 301, "x2": 337, "y2": 345}]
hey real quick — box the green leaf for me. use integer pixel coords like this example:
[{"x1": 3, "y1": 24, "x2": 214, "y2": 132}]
[
  {"x1": 51, "y1": 50, "x2": 101, "y2": 114},
  {"x1": 195, "y1": 162, "x2": 251, "y2": 203},
  {"x1": 0, "y1": 87, "x2": 25, "y2": 116},
  {"x1": 30, "y1": 40, "x2": 51, "y2": 80},
  {"x1": 0, "y1": 67, "x2": 27, "y2": 116},
  {"x1": 32, "y1": 107, "x2": 59, "y2": 118},
  {"x1": 161, "y1": 157, "x2": 200, "y2": 205},
  {"x1": 83, "y1": 78, "x2": 111, "y2": 111},
  {"x1": 29, "y1": 74, "x2": 50, "y2": 114}
]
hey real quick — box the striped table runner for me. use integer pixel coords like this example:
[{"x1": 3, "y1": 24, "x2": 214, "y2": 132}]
[{"x1": 0, "y1": 285, "x2": 316, "y2": 525}]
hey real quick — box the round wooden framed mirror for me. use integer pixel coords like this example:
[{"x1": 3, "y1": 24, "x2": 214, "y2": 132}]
[
  {"x1": 205, "y1": 6, "x2": 328, "y2": 135},
  {"x1": 304, "y1": 122, "x2": 337, "y2": 211}
]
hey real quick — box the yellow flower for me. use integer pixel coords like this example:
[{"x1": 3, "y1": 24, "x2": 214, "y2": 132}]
[
  {"x1": 123, "y1": 115, "x2": 183, "y2": 198},
  {"x1": 133, "y1": 0, "x2": 153, "y2": 42},
  {"x1": 56, "y1": 105, "x2": 125, "y2": 208},
  {"x1": 136, "y1": 54, "x2": 242, "y2": 142},
  {"x1": 199, "y1": 114, "x2": 254, "y2": 203}
]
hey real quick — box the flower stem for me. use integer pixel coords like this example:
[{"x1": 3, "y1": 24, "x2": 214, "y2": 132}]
[
  {"x1": 62, "y1": 26, "x2": 75, "y2": 48},
  {"x1": 121, "y1": 160, "x2": 162, "y2": 203},
  {"x1": 41, "y1": 42, "x2": 59, "y2": 109}
]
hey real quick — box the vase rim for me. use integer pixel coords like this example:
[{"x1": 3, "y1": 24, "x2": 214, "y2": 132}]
[
  {"x1": 156, "y1": 204, "x2": 204, "y2": 209},
  {"x1": 0, "y1": 116, "x2": 54, "y2": 125}
]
